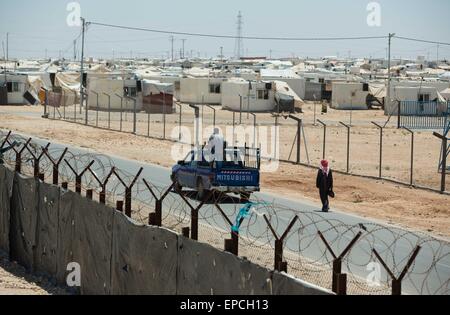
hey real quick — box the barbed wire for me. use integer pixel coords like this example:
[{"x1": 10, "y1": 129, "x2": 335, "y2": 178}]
[{"x1": 1, "y1": 130, "x2": 449, "y2": 295}]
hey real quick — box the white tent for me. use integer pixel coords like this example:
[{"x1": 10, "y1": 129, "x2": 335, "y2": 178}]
[
  {"x1": 440, "y1": 88, "x2": 450, "y2": 100},
  {"x1": 439, "y1": 72, "x2": 450, "y2": 81},
  {"x1": 273, "y1": 80, "x2": 304, "y2": 110}
]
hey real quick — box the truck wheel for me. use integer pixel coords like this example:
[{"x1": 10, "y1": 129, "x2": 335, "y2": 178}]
[
  {"x1": 196, "y1": 178, "x2": 209, "y2": 200},
  {"x1": 174, "y1": 181, "x2": 182, "y2": 192},
  {"x1": 171, "y1": 174, "x2": 182, "y2": 192}
]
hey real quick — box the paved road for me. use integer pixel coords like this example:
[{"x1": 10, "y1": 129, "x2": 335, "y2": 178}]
[{"x1": 3, "y1": 129, "x2": 449, "y2": 295}]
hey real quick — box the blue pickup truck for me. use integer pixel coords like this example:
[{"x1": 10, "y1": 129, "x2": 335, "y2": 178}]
[{"x1": 171, "y1": 146, "x2": 260, "y2": 199}]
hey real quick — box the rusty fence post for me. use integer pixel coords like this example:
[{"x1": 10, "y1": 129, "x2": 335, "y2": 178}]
[
  {"x1": 318, "y1": 231, "x2": 362, "y2": 295},
  {"x1": 215, "y1": 202, "x2": 240, "y2": 256},
  {"x1": 64, "y1": 159, "x2": 95, "y2": 194},
  {"x1": 143, "y1": 179, "x2": 176, "y2": 227},
  {"x1": 26, "y1": 142, "x2": 50, "y2": 179},
  {"x1": 8, "y1": 138, "x2": 32, "y2": 173},
  {"x1": 372, "y1": 245, "x2": 421, "y2": 295},
  {"x1": 114, "y1": 167, "x2": 143, "y2": 218},
  {"x1": 43, "y1": 147, "x2": 68, "y2": 185},
  {"x1": 0, "y1": 131, "x2": 12, "y2": 150},
  {"x1": 88, "y1": 167, "x2": 115, "y2": 204},
  {"x1": 168, "y1": 183, "x2": 212, "y2": 240},
  {"x1": 116, "y1": 200, "x2": 124, "y2": 212},
  {"x1": 263, "y1": 214, "x2": 299, "y2": 272}
]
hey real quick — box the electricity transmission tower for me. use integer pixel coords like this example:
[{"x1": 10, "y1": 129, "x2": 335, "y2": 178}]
[{"x1": 234, "y1": 11, "x2": 244, "y2": 60}]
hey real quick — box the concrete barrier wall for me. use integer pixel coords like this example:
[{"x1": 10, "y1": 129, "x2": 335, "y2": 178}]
[
  {"x1": 0, "y1": 166, "x2": 14, "y2": 256},
  {"x1": 0, "y1": 166, "x2": 332, "y2": 295}
]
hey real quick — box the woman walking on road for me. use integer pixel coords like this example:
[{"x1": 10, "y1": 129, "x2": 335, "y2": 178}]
[{"x1": 316, "y1": 160, "x2": 334, "y2": 212}]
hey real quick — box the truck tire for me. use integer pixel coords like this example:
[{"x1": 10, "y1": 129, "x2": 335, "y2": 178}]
[
  {"x1": 174, "y1": 181, "x2": 182, "y2": 192},
  {"x1": 171, "y1": 174, "x2": 182, "y2": 192},
  {"x1": 196, "y1": 178, "x2": 209, "y2": 200}
]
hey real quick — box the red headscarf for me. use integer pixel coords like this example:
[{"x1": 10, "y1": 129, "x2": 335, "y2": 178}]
[{"x1": 320, "y1": 160, "x2": 329, "y2": 176}]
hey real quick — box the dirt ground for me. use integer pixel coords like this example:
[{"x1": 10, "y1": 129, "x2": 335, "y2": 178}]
[
  {"x1": 0, "y1": 105, "x2": 449, "y2": 238},
  {"x1": 0, "y1": 252, "x2": 68, "y2": 295}
]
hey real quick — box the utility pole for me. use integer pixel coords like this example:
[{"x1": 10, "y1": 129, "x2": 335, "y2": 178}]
[
  {"x1": 6, "y1": 32, "x2": 9, "y2": 61},
  {"x1": 220, "y1": 46, "x2": 223, "y2": 61},
  {"x1": 386, "y1": 33, "x2": 395, "y2": 115},
  {"x1": 181, "y1": 39, "x2": 186, "y2": 59},
  {"x1": 80, "y1": 17, "x2": 87, "y2": 124},
  {"x1": 170, "y1": 36, "x2": 174, "y2": 61},
  {"x1": 437, "y1": 44, "x2": 439, "y2": 65},
  {"x1": 73, "y1": 40, "x2": 77, "y2": 61}
]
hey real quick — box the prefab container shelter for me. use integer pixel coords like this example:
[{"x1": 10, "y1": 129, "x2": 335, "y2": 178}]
[
  {"x1": 179, "y1": 77, "x2": 226, "y2": 104},
  {"x1": 331, "y1": 82, "x2": 369, "y2": 110},
  {"x1": 0, "y1": 73, "x2": 29, "y2": 105},
  {"x1": 87, "y1": 78, "x2": 142, "y2": 111},
  {"x1": 221, "y1": 79, "x2": 276, "y2": 112}
]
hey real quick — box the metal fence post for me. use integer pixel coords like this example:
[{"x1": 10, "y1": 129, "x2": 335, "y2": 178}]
[
  {"x1": 250, "y1": 113, "x2": 256, "y2": 149},
  {"x1": 163, "y1": 92, "x2": 166, "y2": 139},
  {"x1": 62, "y1": 90, "x2": 66, "y2": 120},
  {"x1": 287, "y1": 115, "x2": 302, "y2": 164},
  {"x1": 340, "y1": 122, "x2": 351, "y2": 173},
  {"x1": 372, "y1": 122, "x2": 383, "y2": 178},
  {"x1": 115, "y1": 94, "x2": 123, "y2": 132},
  {"x1": 433, "y1": 132, "x2": 448, "y2": 193},
  {"x1": 317, "y1": 119, "x2": 327, "y2": 160},
  {"x1": 318, "y1": 231, "x2": 362, "y2": 295},
  {"x1": 103, "y1": 92, "x2": 111, "y2": 129},
  {"x1": 264, "y1": 214, "x2": 298, "y2": 273},
  {"x1": 403, "y1": 127, "x2": 414, "y2": 186},
  {"x1": 91, "y1": 90, "x2": 99, "y2": 127},
  {"x1": 373, "y1": 245, "x2": 421, "y2": 295},
  {"x1": 177, "y1": 103, "x2": 182, "y2": 141}
]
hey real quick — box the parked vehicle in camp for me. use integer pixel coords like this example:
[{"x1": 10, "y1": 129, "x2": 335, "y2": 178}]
[{"x1": 171, "y1": 145, "x2": 260, "y2": 200}]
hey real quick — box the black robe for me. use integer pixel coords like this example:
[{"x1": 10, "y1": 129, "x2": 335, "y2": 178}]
[{"x1": 316, "y1": 169, "x2": 333, "y2": 210}]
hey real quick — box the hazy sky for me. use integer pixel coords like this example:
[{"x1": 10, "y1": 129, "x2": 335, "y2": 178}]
[{"x1": 2, "y1": 0, "x2": 450, "y2": 60}]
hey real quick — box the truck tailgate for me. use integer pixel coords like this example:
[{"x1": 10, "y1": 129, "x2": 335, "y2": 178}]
[{"x1": 214, "y1": 169, "x2": 259, "y2": 187}]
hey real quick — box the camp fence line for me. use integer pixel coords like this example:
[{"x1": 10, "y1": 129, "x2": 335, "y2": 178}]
[
  {"x1": 43, "y1": 100, "x2": 449, "y2": 194},
  {"x1": 0, "y1": 130, "x2": 449, "y2": 295}
]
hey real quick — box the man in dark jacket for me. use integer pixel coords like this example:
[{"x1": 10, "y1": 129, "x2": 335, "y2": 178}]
[{"x1": 316, "y1": 160, "x2": 333, "y2": 212}]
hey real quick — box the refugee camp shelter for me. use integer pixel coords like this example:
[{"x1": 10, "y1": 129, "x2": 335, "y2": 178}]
[
  {"x1": 331, "y1": 82, "x2": 369, "y2": 110},
  {"x1": 87, "y1": 78, "x2": 142, "y2": 111},
  {"x1": 385, "y1": 81, "x2": 450, "y2": 114},
  {"x1": 273, "y1": 80, "x2": 304, "y2": 113},
  {"x1": 260, "y1": 69, "x2": 306, "y2": 99},
  {"x1": 179, "y1": 77, "x2": 226, "y2": 104},
  {"x1": 221, "y1": 78, "x2": 276, "y2": 112},
  {"x1": 0, "y1": 73, "x2": 30, "y2": 105},
  {"x1": 142, "y1": 80, "x2": 174, "y2": 114},
  {"x1": 440, "y1": 87, "x2": 450, "y2": 100}
]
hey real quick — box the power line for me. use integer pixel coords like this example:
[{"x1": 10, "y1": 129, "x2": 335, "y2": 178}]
[
  {"x1": 395, "y1": 36, "x2": 450, "y2": 46},
  {"x1": 87, "y1": 21, "x2": 388, "y2": 41}
]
